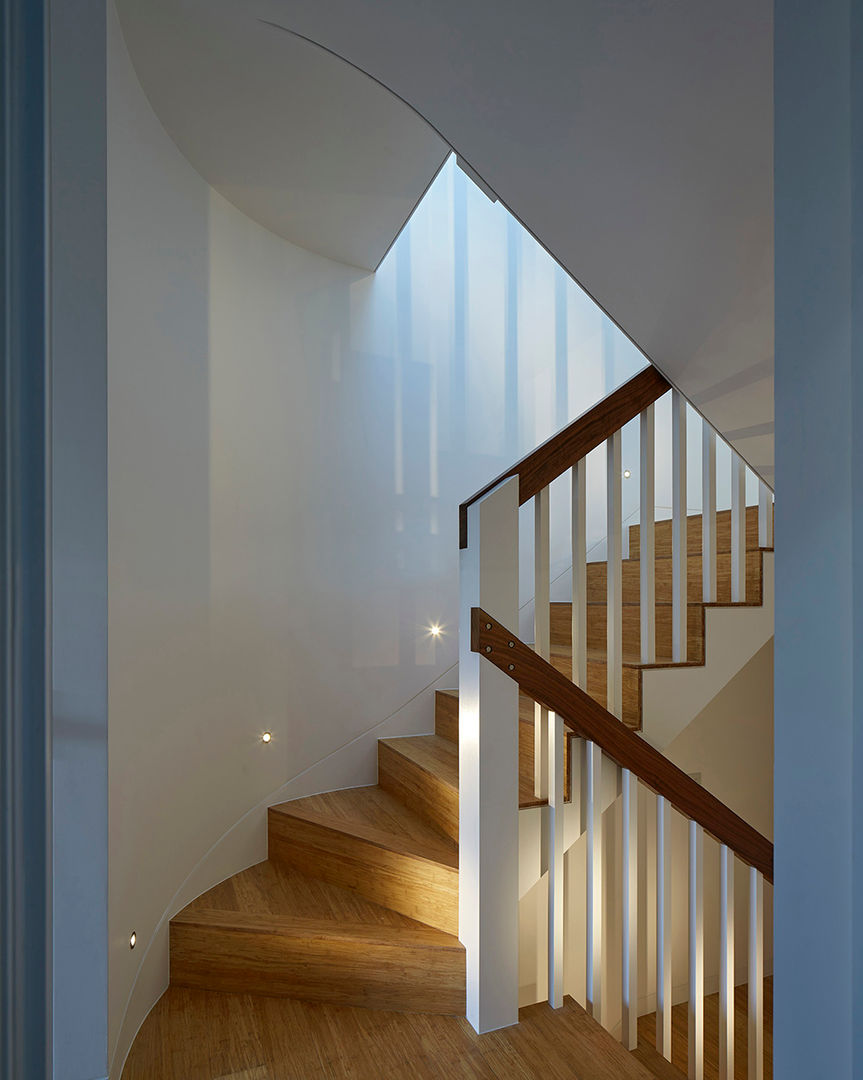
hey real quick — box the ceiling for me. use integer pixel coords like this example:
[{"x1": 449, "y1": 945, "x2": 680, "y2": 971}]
[
  {"x1": 114, "y1": 0, "x2": 449, "y2": 271},
  {"x1": 117, "y1": 0, "x2": 774, "y2": 479},
  {"x1": 257, "y1": 0, "x2": 775, "y2": 481}
]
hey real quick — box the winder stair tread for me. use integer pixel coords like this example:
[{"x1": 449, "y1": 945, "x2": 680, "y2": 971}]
[{"x1": 269, "y1": 783, "x2": 457, "y2": 868}]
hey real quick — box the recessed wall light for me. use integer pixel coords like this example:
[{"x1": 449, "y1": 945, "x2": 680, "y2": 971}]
[
  {"x1": 261, "y1": 731, "x2": 272, "y2": 744},
  {"x1": 623, "y1": 469, "x2": 632, "y2": 479},
  {"x1": 429, "y1": 624, "x2": 442, "y2": 637},
  {"x1": 129, "y1": 931, "x2": 137, "y2": 949}
]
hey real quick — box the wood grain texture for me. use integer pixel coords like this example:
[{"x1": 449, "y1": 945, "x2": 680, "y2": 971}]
[
  {"x1": 560, "y1": 600, "x2": 706, "y2": 662},
  {"x1": 636, "y1": 978, "x2": 773, "y2": 1080},
  {"x1": 460, "y1": 367, "x2": 670, "y2": 547},
  {"x1": 170, "y1": 909, "x2": 465, "y2": 1014},
  {"x1": 471, "y1": 608, "x2": 774, "y2": 881},
  {"x1": 182, "y1": 856, "x2": 426, "y2": 929},
  {"x1": 629, "y1": 506, "x2": 769, "y2": 560},
  {"x1": 631, "y1": 1041, "x2": 688, "y2": 1079},
  {"x1": 378, "y1": 735, "x2": 459, "y2": 842},
  {"x1": 435, "y1": 688, "x2": 459, "y2": 743},
  {"x1": 268, "y1": 787, "x2": 458, "y2": 934},
  {"x1": 123, "y1": 990, "x2": 663, "y2": 1080},
  {"x1": 586, "y1": 550, "x2": 764, "y2": 605}
]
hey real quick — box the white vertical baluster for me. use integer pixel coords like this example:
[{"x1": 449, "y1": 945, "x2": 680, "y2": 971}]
[
  {"x1": 688, "y1": 821, "x2": 704, "y2": 1080},
  {"x1": 621, "y1": 769, "x2": 638, "y2": 1050},
  {"x1": 640, "y1": 405, "x2": 656, "y2": 664},
  {"x1": 572, "y1": 459, "x2": 588, "y2": 689},
  {"x1": 547, "y1": 711, "x2": 565, "y2": 1009},
  {"x1": 459, "y1": 476, "x2": 520, "y2": 1033},
  {"x1": 731, "y1": 455, "x2": 746, "y2": 603},
  {"x1": 719, "y1": 846, "x2": 735, "y2": 1080},
  {"x1": 702, "y1": 425, "x2": 717, "y2": 603},
  {"x1": 656, "y1": 794, "x2": 672, "y2": 1060},
  {"x1": 758, "y1": 481, "x2": 774, "y2": 549},
  {"x1": 672, "y1": 391, "x2": 688, "y2": 661},
  {"x1": 534, "y1": 487, "x2": 550, "y2": 798},
  {"x1": 586, "y1": 740, "x2": 603, "y2": 1024},
  {"x1": 607, "y1": 433, "x2": 623, "y2": 718},
  {"x1": 749, "y1": 868, "x2": 764, "y2": 1080}
]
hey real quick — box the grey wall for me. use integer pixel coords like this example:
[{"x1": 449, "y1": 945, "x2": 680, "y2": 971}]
[
  {"x1": 50, "y1": 0, "x2": 109, "y2": 1076},
  {"x1": 774, "y1": 1, "x2": 862, "y2": 1075},
  {"x1": 1, "y1": 0, "x2": 51, "y2": 1075}
]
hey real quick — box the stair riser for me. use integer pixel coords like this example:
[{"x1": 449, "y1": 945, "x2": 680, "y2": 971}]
[
  {"x1": 378, "y1": 741, "x2": 459, "y2": 843},
  {"x1": 629, "y1": 505, "x2": 765, "y2": 559},
  {"x1": 435, "y1": 691, "x2": 459, "y2": 743},
  {"x1": 267, "y1": 812, "x2": 458, "y2": 935},
  {"x1": 170, "y1": 923, "x2": 465, "y2": 1014},
  {"x1": 549, "y1": 651, "x2": 642, "y2": 729},
  {"x1": 586, "y1": 550, "x2": 763, "y2": 604},
  {"x1": 551, "y1": 603, "x2": 705, "y2": 661}
]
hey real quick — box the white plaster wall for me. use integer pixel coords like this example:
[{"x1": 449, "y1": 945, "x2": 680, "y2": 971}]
[{"x1": 106, "y1": 5, "x2": 646, "y2": 1074}]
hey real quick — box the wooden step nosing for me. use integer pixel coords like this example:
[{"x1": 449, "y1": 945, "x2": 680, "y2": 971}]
[
  {"x1": 378, "y1": 740, "x2": 459, "y2": 794},
  {"x1": 171, "y1": 910, "x2": 463, "y2": 950},
  {"x1": 268, "y1": 805, "x2": 458, "y2": 871}
]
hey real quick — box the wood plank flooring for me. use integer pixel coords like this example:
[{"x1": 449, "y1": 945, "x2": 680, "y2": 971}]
[
  {"x1": 636, "y1": 978, "x2": 773, "y2": 1080},
  {"x1": 122, "y1": 990, "x2": 664, "y2": 1080}
]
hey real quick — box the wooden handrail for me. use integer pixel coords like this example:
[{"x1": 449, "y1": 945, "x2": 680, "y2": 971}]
[
  {"x1": 471, "y1": 607, "x2": 774, "y2": 882},
  {"x1": 459, "y1": 365, "x2": 670, "y2": 548}
]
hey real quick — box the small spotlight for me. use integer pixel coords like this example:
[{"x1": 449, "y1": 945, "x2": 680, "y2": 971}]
[
  {"x1": 129, "y1": 932, "x2": 137, "y2": 949},
  {"x1": 623, "y1": 469, "x2": 631, "y2": 479},
  {"x1": 261, "y1": 731, "x2": 272, "y2": 744},
  {"x1": 429, "y1": 624, "x2": 442, "y2": 637}
]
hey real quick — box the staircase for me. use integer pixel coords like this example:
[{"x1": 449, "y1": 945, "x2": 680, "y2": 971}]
[
  {"x1": 167, "y1": 693, "x2": 567, "y2": 1013},
  {"x1": 550, "y1": 505, "x2": 772, "y2": 730},
  {"x1": 126, "y1": 369, "x2": 773, "y2": 1080}
]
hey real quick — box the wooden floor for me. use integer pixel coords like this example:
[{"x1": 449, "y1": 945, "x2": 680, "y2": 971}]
[
  {"x1": 635, "y1": 978, "x2": 773, "y2": 1080},
  {"x1": 123, "y1": 991, "x2": 664, "y2": 1080}
]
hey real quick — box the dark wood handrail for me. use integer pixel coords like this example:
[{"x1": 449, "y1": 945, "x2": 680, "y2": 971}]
[
  {"x1": 459, "y1": 365, "x2": 670, "y2": 548},
  {"x1": 471, "y1": 607, "x2": 773, "y2": 882}
]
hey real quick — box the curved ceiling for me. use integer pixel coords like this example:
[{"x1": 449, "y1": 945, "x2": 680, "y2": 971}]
[
  {"x1": 117, "y1": 0, "x2": 774, "y2": 479},
  {"x1": 260, "y1": 0, "x2": 775, "y2": 480},
  {"x1": 114, "y1": 0, "x2": 448, "y2": 270}
]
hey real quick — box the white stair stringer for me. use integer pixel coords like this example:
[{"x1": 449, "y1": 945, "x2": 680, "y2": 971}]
[{"x1": 639, "y1": 551, "x2": 774, "y2": 752}]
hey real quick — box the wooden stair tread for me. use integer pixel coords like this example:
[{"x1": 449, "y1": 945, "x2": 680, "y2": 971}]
[
  {"x1": 170, "y1": 862, "x2": 465, "y2": 1013},
  {"x1": 378, "y1": 734, "x2": 458, "y2": 791},
  {"x1": 271, "y1": 784, "x2": 458, "y2": 869},
  {"x1": 172, "y1": 905, "x2": 461, "y2": 950},
  {"x1": 180, "y1": 858, "x2": 423, "y2": 929}
]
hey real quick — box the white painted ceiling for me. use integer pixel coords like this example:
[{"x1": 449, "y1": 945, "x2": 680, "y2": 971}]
[
  {"x1": 114, "y1": 0, "x2": 449, "y2": 271},
  {"x1": 117, "y1": 0, "x2": 774, "y2": 479},
  {"x1": 257, "y1": 0, "x2": 775, "y2": 481}
]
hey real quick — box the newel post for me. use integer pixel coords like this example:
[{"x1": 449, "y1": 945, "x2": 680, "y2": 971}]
[{"x1": 459, "y1": 475, "x2": 520, "y2": 1033}]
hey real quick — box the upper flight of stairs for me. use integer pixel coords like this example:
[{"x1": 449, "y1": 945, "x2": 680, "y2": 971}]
[{"x1": 550, "y1": 505, "x2": 772, "y2": 729}]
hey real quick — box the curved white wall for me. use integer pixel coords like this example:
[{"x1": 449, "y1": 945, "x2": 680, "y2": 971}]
[{"x1": 107, "y1": 5, "x2": 647, "y2": 1074}]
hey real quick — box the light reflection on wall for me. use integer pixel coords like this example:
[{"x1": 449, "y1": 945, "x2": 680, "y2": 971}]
[{"x1": 347, "y1": 154, "x2": 648, "y2": 631}]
